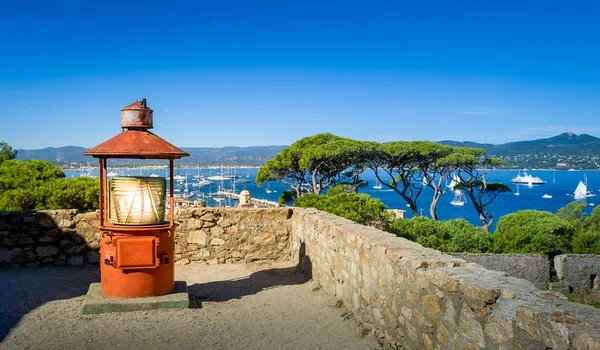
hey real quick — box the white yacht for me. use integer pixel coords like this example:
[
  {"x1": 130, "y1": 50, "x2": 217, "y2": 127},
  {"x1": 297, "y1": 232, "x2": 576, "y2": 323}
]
[{"x1": 510, "y1": 170, "x2": 546, "y2": 185}]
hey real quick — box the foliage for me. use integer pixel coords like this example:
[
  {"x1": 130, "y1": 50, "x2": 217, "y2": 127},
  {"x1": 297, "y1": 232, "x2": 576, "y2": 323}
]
[
  {"x1": 258, "y1": 133, "x2": 375, "y2": 197},
  {"x1": 0, "y1": 141, "x2": 17, "y2": 165},
  {"x1": 0, "y1": 159, "x2": 98, "y2": 212},
  {"x1": 572, "y1": 230, "x2": 600, "y2": 254},
  {"x1": 294, "y1": 190, "x2": 390, "y2": 230},
  {"x1": 367, "y1": 141, "x2": 455, "y2": 218},
  {"x1": 278, "y1": 190, "x2": 297, "y2": 206},
  {"x1": 0, "y1": 159, "x2": 65, "y2": 192},
  {"x1": 493, "y1": 210, "x2": 574, "y2": 256},
  {"x1": 38, "y1": 177, "x2": 99, "y2": 212},
  {"x1": 560, "y1": 204, "x2": 600, "y2": 254},
  {"x1": 387, "y1": 217, "x2": 493, "y2": 253},
  {"x1": 452, "y1": 150, "x2": 511, "y2": 231}
]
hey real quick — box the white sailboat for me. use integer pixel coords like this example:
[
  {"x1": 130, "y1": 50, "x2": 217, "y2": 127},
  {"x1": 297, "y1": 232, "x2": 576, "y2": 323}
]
[
  {"x1": 265, "y1": 181, "x2": 272, "y2": 194},
  {"x1": 373, "y1": 180, "x2": 382, "y2": 190},
  {"x1": 574, "y1": 177, "x2": 596, "y2": 200},
  {"x1": 450, "y1": 190, "x2": 466, "y2": 207},
  {"x1": 514, "y1": 184, "x2": 520, "y2": 196}
]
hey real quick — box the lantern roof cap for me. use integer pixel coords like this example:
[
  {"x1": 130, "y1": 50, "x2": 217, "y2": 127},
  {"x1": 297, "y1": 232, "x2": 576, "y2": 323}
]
[
  {"x1": 83, "y1": 129, "x2": 189, "y2": 159},
  {"x1": 122, "y1": 99, "x2": 150, "y2": 111}
]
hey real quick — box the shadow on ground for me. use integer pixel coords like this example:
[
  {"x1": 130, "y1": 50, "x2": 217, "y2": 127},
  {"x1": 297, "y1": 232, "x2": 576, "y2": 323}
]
[
  {"x1": 187, "y1": 265, "x2": 310, "y2": 308},
  {"x1": 0, "y1": 265, "x2": 100, "y2": 341}
]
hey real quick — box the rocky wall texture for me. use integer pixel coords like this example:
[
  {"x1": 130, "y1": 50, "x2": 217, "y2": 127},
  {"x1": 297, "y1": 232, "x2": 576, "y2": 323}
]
[
  {"x1": 0, "y1": 210, "x2": 100, "y2": 267},
  {"x1": 450, "y1": 253, "x2": 550, "y2": 290},
  {"x1": 173, "y1": 207, "x2": 293, "y2": 265},
  {"x1": 0, "y1": 208, "x2": 293, "y2": 268},
  {"x1": 290, "y1": 208, "x2": 600, "y2": 349},
  {"x1": 555, "y1": 254, "x2": 600, "y2": 293}
]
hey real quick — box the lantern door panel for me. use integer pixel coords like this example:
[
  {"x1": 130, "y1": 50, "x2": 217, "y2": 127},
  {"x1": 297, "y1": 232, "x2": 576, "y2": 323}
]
[{"x1": 114, "y1": 237, "x2": 158, "y2": 269}]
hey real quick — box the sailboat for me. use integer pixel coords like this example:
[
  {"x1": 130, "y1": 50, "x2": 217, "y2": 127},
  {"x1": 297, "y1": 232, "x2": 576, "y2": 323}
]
[
  {"x1": 574, "y1": 176, "x2": 596, "y2": 200},
  {"x1": 265, "y1": 181, "x2": 272, "y2": 194},
  {"x1": 514, "y1": 184, "x2": 520, "y2": 196},
  {"x1": 450, "y1": 190, "x2": 466, "y2": 207},
  {"x1": 373, "y1": 180, "x2": 382, "y2": 190}
]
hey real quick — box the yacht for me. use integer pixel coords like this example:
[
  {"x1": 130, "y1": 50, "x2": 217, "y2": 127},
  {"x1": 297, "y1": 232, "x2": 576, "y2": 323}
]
[{"x1": 510, "y1": 170, "x2": 546, "y2": 185}]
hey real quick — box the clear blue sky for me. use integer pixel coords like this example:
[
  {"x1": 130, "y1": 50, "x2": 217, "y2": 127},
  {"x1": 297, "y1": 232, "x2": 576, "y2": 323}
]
[{"x1": 1, "y1": 1, "x2": 599, "y2": 150}]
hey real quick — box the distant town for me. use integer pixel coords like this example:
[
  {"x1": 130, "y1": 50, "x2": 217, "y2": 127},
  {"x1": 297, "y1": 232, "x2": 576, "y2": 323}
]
[{"x1": 16, "y1": 132, "x2": 600, "y2": 170}]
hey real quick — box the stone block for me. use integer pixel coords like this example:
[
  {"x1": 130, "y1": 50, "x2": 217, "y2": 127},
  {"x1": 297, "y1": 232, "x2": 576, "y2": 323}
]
[
  {"x1": 36, "y1": 245, "x2": 59, "y2": 257},
  {"x1": 186, "y1": 230, "x2": 207, "y2": 245},
  {"x1": 458, "y1": 305, "x2": 485, "y2": 348},
  {"x1": 68, "y1": 255, "x2": 84, "y2": 266},
  {"x1": 82, "y1": 282, "x2": 189, "y2": 314}
]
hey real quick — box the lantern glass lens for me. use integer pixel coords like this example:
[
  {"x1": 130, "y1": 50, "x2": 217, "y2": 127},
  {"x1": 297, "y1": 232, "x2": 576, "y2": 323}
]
[{"x1": 109, "y1": 177, "x2": 166, "y2": 225}]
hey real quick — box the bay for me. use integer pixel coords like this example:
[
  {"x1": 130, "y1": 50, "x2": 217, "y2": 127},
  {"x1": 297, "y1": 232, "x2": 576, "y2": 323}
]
[{"x1": 65, "y1": 167, "x2": 599, "y2": 232}]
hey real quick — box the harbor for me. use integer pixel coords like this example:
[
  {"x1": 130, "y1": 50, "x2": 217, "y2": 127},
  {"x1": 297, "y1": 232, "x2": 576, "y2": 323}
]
[{"x1": 65, "y1": 167, "x2": 600, "y2": 230}]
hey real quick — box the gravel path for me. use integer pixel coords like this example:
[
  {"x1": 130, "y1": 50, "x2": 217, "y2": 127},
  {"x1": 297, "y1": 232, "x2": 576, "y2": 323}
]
[{"x1": 0, "y1": 262, "x2": 382, "y2": 350}]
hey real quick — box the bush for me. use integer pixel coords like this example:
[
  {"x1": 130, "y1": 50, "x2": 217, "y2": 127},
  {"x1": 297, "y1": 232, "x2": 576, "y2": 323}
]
[
  {"x1": 0, "y1": 160, "x2": 98, "y2": 212},
  {"x1": 387, "y1": 217, "x2": 492, "y2": 253},
  {"x1": 493, "y1": 210, "x2": 574, "y2": 256},
  {"x1": 294, "y1": 191, "x2": 390, "y2": 229},
  {"x1": 572, "y1": 230, "x2": 600, "y2": 254}
]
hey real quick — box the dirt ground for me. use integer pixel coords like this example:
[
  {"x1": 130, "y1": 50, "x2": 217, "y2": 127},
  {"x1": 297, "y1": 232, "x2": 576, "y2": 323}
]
[{"x1": 0, "y1": 262, "x2": 382, "y2": 350}]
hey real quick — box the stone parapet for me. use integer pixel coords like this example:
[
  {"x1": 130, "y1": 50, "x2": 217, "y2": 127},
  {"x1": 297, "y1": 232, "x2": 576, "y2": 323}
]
[
  {"x1": 0, "y1": 207, "x2": 293, "y2": 267},
  {"x1": 290, "y1": 208, "x2": 600, "y2": 349},
  {"x1": 450, "y1": 253, "x2": 550, "y2": 290},
  {"x1": 555, "y1": 254, "x2": 600, "y2": 293},
  {"x1": 1, "y1": 208, "x2": 600, "y2": 348}
]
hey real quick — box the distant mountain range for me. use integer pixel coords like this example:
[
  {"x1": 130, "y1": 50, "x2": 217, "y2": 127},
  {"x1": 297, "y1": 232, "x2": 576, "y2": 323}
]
[
  {"x1": 438, "y1": 132, "x2": 600, "y2": 156},
  {"x1": 16, "y1": 146, "x2": 287, "y2": 166},
  {"x1": 15, "y1": 132, "x2": 600, "y2": 166}
]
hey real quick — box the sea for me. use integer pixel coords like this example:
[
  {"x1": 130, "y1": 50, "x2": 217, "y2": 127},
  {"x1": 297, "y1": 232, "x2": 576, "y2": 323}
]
[{"x1": 64, "y1": 167, "x2": 600, "y2": 232}]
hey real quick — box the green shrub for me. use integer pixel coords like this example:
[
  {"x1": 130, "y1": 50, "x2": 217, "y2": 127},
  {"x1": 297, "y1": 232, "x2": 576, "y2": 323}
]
[
  {"x1": 493, "y1": 210, "x2": 573, "y2": 256},
  {"x1": 0, "y1": 160, "x2": 98, "y2": 212},
  {"x1": 294, "y1": 191, "x2": 390, "y2": 229},
  {"x1": 387, "y1": 217, "x2": 492, "y2": 253},
  {"x1": 572, "y1": 230, "x2": 600, "y2": 254}
]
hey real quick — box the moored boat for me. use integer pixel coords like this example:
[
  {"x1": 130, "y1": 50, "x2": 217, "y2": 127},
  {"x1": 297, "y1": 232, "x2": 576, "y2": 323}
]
[{"x1": 510, "y1": 170, "x2": 546, "y2": 185}]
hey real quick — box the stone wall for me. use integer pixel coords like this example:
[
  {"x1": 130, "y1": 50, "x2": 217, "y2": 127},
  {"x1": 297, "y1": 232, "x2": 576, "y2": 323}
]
[
  {"x1": 555, "y1": 254, "x2": 600, "y2": 293},
  {"x1": 290, "y1": 208, "x2": 600, "y2": 349},
  {"x1": 450, "y1": 253, "x2": 550, "y2": 290},
  {"x1": 2, "y1": 208, "x2": 600, "y2": 348},
  {"x1": 173, "y1": 207, "x2": 293, "y2": 265},
  {"x1": 0, "y1": 210, "x2": 100, "y2": 267},
  {"x1": 0, "y1": 208, "x2": 293, "y2": 268}
]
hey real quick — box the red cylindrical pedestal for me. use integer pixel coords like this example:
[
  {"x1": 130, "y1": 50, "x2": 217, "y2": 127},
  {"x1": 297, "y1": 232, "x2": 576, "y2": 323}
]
[{"x1": 100, "y1": 224, "x2": 175, "y2": 298}]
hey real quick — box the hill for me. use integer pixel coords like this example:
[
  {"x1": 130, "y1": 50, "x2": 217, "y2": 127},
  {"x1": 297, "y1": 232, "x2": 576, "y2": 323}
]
[
  {"x1": 16, "y1": 145, "x2": 287, "y2": 166},
  {"x1": 438, "y1": 132, "x2": 600, "y2": 156},
  {"x1": 14, "y1": 133, "x2": 600, "y2": 169}
]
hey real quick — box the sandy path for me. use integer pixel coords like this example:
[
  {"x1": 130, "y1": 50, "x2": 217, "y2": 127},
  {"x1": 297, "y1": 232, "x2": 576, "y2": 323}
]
[{"x1": 0, "y1": 262, "x2": 381, "y2": 350}]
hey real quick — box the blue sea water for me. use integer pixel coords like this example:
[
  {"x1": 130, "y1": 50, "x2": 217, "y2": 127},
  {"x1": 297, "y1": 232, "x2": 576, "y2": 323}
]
[{"x1": 65, "y1": 167, "x2": 600, "y2": 232}]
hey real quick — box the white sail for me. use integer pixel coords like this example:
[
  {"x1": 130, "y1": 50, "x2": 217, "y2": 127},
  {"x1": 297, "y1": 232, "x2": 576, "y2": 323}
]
[
  {"x1": 574, "y1": 181, "x2": 587, "y2": 200},
  {"x1": 450, "y1": 190, "x2": 466, "y2": 206}
]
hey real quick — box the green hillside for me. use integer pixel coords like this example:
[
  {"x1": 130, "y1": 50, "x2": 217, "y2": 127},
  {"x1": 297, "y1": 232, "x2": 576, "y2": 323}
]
[{"x1": 439, "y1": 132, "x2": 600, "y2": 156}]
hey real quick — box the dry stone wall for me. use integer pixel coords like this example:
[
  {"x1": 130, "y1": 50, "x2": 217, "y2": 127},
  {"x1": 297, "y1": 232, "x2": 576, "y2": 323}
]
[
  {"x1": 0, "y1": 208, "x2": 292, "y2": 268},
  {"x1": 173, "y1": 207, "x2": 293, "y2": 265},
  {"x1": 555, "y1": 254, "x2": 600, "y2": 293},
  {"x1": 2, "y1": 208, "x2": 600, "y2": 348},
  {"x1": 450, "y1": 253, "x2": 550, "y2": 290},
  {"x1": 290, "y1": 208, "x2": 600, "y2": 349},
  {"x1": 0, "y1": 210, "x2": 100, "y2": 267}
]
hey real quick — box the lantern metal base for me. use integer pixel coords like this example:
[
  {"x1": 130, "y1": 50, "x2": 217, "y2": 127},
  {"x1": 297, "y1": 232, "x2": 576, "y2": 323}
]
[{"x1": 81, "y1": 281, "x2": 189, "y2": 314}]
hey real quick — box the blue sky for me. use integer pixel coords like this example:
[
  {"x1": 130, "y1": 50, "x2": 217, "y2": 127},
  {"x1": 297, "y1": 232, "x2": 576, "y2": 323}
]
[{"x1": 1, "y1": 1, "x2": 599, "y2": 149}]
